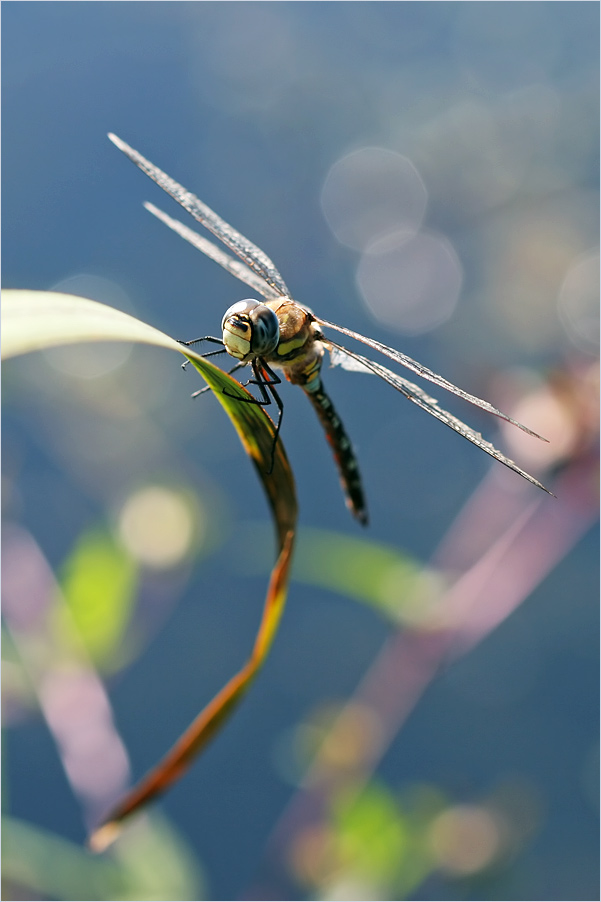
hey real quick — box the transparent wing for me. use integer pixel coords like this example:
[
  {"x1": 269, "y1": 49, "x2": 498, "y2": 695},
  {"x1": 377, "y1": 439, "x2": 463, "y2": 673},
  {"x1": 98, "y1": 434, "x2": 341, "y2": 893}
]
[
  {"x1": 144, "y1": 202, "x2": 280, "y2": 301},
  {"x1": 108, "y1": 134, "x2": 290, "y2": 298},
  {"x1": 325, "y1": 340, "x2": 553, "y2": 495},
  {"x1": 316, "y1": 317, "x2": 548, "y2": 442},
  {"x1": 328, "y1": 346, "x2": 373, "y2": 374}
]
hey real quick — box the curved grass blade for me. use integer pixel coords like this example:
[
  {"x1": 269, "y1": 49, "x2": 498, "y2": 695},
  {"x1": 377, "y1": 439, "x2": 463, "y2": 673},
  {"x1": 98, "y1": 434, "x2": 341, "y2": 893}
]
[
  {"x1": 1, "y1": 290, "x2": 182, "y2": 359},
  {"x1": 2, "y1": 290, "x2": 298, "y2": 841},
  {"x1": 2, "y1": 290, "x2": 297, "y2": 536},
  {"x1": 89, "y1": 528, "x2": 294, "y2": 852},
  {"x1": 183, "y1": 352, "x2": 296, "y2": 545}
]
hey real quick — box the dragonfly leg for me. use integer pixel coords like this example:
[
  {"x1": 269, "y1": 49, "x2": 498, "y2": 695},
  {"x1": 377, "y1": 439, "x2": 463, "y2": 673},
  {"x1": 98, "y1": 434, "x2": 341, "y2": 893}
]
[
  {"x1": 222, "y1": 359, "x2": 283, "y2": 473},
  {"x1": 179, "y1": 335, "x2": 224, "y2": 348},
  {"x1": 179, "y1": 336, "x2": 225, "y2": 370},
  {"x1": 254, "y1": 361, "x2": 283, "y2": 473},
  {"x1": 191, "y1": 360, "x2": 247, "y2": 398}
]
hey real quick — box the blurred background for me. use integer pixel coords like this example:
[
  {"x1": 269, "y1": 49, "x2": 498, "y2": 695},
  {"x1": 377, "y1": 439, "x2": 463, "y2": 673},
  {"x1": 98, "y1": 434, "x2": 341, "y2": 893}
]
[{"x1": 2, "y1": 3, "x2": 598, "y2": 900}]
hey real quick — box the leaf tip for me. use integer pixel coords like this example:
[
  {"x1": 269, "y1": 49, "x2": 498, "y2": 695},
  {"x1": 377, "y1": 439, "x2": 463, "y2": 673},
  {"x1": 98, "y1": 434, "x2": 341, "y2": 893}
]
[{"x1": 88, "y1": 819, "x2": 122, "y2": 854}]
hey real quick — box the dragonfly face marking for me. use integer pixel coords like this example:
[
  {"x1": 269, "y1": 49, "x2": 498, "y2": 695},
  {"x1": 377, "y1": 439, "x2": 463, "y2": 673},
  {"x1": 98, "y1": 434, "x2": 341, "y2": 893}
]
[
  {"x1": 221, "y1": 299, "x2": 280, "y2": 361},
  {"x1": 108, "y1": 133, "x2": 553, "y2": 523}
]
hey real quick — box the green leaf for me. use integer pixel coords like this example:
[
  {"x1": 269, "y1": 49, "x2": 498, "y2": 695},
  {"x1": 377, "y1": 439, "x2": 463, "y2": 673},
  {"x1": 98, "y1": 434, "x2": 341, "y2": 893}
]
[
  {"x1": 293, "y1": 528, "x2": 439, "y2": 624},
  {"x1": 54, "y1": 529, "x2": 138, "y2": 668},
  {"x1": 1, "y1": 290, "x2": 180, "y2": 359},
  {"x1": 2, "y1": 815, "x2": 122, "y2": 901},
  {"x1": 332, "y1": 781, "x2": 410, "y2": 887},
  {"x1": 89, "y1": 530, "x2": 295, "y2": 852},
  {"x1": 328, "y1": 780, "x2": 444, "y2": 899},
  {"x1": 1, "y1": 814, "x2": 205, "y2": 901},
  {"x1": 2, "y1": 290, "x2": 297, "y2": 542},
  {"x1": 2, "y1": 289, "x2": 298, "y2": 842}
]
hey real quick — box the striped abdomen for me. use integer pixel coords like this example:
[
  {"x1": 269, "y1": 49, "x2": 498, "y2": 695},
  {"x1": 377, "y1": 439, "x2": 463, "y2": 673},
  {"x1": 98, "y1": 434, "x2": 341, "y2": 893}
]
[{"x1": 304, "y1": 384, "x2": 368, "y2": 525}]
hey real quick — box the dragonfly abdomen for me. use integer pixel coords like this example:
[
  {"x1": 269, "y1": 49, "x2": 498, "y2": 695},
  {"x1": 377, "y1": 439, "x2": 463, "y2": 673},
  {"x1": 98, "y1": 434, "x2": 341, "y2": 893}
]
[{"x1": 304, "y1": 384, "x2": 368, "y2": 526}]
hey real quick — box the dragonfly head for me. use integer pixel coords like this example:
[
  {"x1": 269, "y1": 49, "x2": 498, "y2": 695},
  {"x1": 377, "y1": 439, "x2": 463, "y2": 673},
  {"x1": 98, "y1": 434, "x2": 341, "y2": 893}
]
[{"x1": 221, "y1": 299, "x2": 280, "y2": 361}]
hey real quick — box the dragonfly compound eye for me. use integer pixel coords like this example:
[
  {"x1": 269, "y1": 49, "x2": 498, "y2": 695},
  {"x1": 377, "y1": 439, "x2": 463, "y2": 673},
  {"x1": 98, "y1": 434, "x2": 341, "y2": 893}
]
[
  {"x1": 222, "y1": 299, "x2": 279, "y2": 360},
  {"x1": 222, "y1": 299, "x2": 261, "y2": 359},
  {"x1": 248, "y1": 304, "x2": 280, "y2": 356}
]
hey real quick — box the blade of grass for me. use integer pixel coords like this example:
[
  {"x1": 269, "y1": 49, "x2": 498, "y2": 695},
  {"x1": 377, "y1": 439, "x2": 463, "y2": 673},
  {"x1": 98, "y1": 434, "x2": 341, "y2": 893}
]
[
  {"x1": 89, "y1": 528, "x2": 295, "y2": 852},
  {"x1": 1, "y1": 290, "x2": 181, "y2": 358},
  {"x1": 183, "y1": 354, "x2": 296, "y2": 544},
  {"x1": 3, "y1": 289, "x2": 298, "y2": 842},
  {"x1": 2, "y1": 290, "x2": 296, "y2": 541}
]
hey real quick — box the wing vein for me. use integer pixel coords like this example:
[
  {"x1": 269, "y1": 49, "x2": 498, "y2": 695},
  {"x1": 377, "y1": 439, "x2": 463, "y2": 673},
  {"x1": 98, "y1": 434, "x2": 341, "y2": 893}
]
[
  {"x1": 317, "y1": 317, "x2": 548, "y2": 441},
  {"x1": 324, "y1": 339, "x2": 553, "y2": 495},
  {"x1": 108, "y1": 133, "x2": 289, "y2": 297},
  {"x1": 144, "y1": 203, "x2": 280, "y2": 300}
]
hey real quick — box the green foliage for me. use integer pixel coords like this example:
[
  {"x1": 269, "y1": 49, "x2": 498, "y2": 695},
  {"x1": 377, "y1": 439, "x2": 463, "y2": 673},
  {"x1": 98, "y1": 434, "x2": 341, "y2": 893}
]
[
  {"x1": 293, "y1": 527, "x2": 440, "y2": 624},
  {"x1": 307, "y1": 779, "x2": 446, "y2": 900},
  {"x1": 54, "y1": 529, "x2": 138, "y2": 669},
  {"x1": 1, "y1": 291, "x2": 181, "y2": 360},
  {"x1": 3, "y1": 289, "x2": 298, "y2": 847},
  {"x1": 1, "y1": 815, "x2": 205, "y2": 901},
  {"x1": 332, "y1": 781, "x2": 412, "y2": 890}
]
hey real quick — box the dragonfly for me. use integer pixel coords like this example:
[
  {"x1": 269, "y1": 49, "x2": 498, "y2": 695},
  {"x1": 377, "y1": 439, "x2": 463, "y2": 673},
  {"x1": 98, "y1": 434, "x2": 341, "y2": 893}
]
[{"x1": 109, "y1": 134, "x2": 552, "y2": 524}]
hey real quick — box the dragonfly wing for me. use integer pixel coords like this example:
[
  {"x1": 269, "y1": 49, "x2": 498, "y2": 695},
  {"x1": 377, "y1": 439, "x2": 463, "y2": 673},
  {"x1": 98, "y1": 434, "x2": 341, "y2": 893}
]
[
  {"x1": 328, "y1": 345, "x2": 373, "y2": 375},
  {"x1": 324, "y1": 340, "x2": 553, "y2": 495},
  {"x1": 144, "y1": 203, "x2": 280, "y2": 300},
  {"x1": 109, "y1": 134, "x2": 290, "y2": 298},
  {"x1": 316, "y1": 317, "x2": 548, "y2": 442}
]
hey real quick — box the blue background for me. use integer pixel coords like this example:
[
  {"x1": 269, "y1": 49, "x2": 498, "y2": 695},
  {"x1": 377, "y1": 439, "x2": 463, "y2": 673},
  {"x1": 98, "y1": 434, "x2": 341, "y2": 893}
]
[{"x1": 3, "y1": 3, "x2": 598, "y2": 900}]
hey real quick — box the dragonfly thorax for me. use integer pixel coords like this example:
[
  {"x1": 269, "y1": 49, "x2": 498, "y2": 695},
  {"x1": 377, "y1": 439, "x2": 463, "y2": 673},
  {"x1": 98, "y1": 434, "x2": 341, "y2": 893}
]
[{"x1": 221, "y1": 299, "x2": 280, "y2": 361}]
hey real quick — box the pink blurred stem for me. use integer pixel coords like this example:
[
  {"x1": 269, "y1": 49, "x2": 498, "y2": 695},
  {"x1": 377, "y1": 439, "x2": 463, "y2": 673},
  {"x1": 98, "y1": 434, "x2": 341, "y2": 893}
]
[
  {"x1": 254, "y1": 455, "x2": 598, "y2": 882},
  {"x1": 2, "y1": 524, "x2": 131, "y2": 828}
]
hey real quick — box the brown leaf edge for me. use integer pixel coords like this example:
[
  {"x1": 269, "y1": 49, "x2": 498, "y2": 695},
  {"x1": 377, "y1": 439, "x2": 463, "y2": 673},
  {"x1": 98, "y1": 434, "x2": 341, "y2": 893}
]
[
  {"x1": 89, "y1": 528, "x2": 295, "y2": 853},
  {"x1": 1, "y1": 290, "x2": 298, "y2": 850},
  {"x1": 87, "y1": 351, "x2": 298, "y2": 852},
  {"x1": 86, "y1": 356, "x2": 297, "y2": 850}
]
